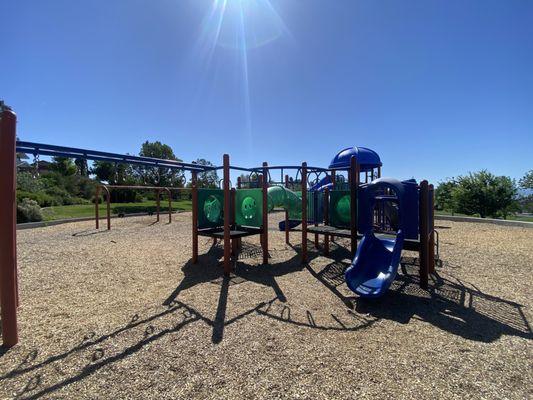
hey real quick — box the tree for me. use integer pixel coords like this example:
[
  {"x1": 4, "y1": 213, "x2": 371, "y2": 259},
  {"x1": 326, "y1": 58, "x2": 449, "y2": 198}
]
[
  {"x1": 519, "y1": 170, "x2": 533, "y2": 190},
  {"x1": 452, "y1": 170, "x2": 518, "y2": 218},
  {"x1": 195, "y1": 159, "x2": 219, "y2": 188},
  {"x1": 91, "y1": 161, "x2": 135, "y2": 185},
  {"x1": 435, "y1": 178, "x2": 457, "y2": 211},
  {"x1": 50, "y1": 157, "x2": 77, "y2": 176},
  {"x1": 75, "y1": 158, "x2": 89, "y2": 176},
  {"x1": 136, "y1": 141, "x2": 184, "y2": 187}
]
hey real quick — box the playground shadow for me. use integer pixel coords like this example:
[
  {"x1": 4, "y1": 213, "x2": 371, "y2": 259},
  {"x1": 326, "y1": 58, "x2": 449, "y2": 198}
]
[
  {"x1": 0, "y1": 302, "x2": 203, "y2": 399},
  {"x1": 163, "y1": 241, "x2": 307, "y2": 343},
  {"x1": 309, "y1": 258, "x2": 533, "y2": 343}
]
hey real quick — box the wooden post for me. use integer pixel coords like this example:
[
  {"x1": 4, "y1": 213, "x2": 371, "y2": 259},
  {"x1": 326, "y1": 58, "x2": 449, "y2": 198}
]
[
  {"x1": 429, "y1": 184, "x2": 435, "y2": 274},
  {"x1": 223, "y1": 154, "x2": 231, "y2": 274},
  {"x1": 192, "y1": 171, "x2": 198, "y2": 263},
  {"x1": 324, "y1": 187, "x2": 330, "y2": 256},
  {"x1": 284, "y1": 174, "x2": 289, "y2": 244},
  {"x1": 156, "y1": 189, "x2": 160, "y2": 222},
  {"x1": 95, "y1": 185, "x2": 100, "y2": 229},
  {"x1": 419, "y1": 180, "x2": 429, "y2": 289},
  {"x1": 262, "y1": 162, "x2": 269, "y2": 265},
  {"x1": 0, "y1": 109, "x2": 19, "y2": 347},
  {"x1": 167, "y1": 188, "x2": 172, "y2": 223},
  {"x1": 104, "y1": 186, "x2": 111, "y2": 230},
  {"x1": 350, "y1": 156, "x2": 359, "y2": 256},
  {"x1": 301, "y1": 162, "x2": 308, "y2": 264}
]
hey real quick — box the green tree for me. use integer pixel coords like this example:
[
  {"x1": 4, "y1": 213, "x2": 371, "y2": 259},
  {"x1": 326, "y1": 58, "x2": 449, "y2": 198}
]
[
  {"x1": 50, "y1": 157, "x2": 77, "y2": 176},
  {"x1": 195, "y1": 159, "x2": 219, "y2": 188},
  {"x1": 452, "y1": 170, "x2": 518, "y2": 218},
  {"x1": 91, "y1": 161, "x2": 135, "y2": 185},
  {"x1": 75, "y1": 158, "x2": 89, "y2": 176},
  {"x1": 435, "y1": 179, "x2": 457, "y2": 211},
  {"x1": 519, "y1": 170, "x2": 533, "y2": 190},
  {"x1": 136, "y1": 141, "x2": 184, "y2": 186}
]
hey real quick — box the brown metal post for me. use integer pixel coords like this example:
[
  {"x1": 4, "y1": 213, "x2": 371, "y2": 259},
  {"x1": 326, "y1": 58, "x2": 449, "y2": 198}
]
[
  {"x1": 324, "y1": 187, "x2": 330, "y2": 256},
  {"x1": 419, "y1": 180, "x2": 429, "y2": 289},
  {"x1": 166, "y1": 188, "x2": 172, "y2": 223},
  {"x1": 191, "y1": 171, "x2": 198, "y2": 263},
  {"x1": 262, "y1": 162, "x2": 269, "y2": 264},
  {"x1": 284, "y1": 174, "x2": 289, "y2": 244},
  {"x1": 350, "y1": 156, "x2": 359, "y2": 256},
  {"x1": 156, "y1": 189, "x2": 160, "y2": 222},
  {"x1": 377, "y1": 166, "x2": 382, "y2": 178},
  {"x1": 301, "y1": 162, "x2": 308, "y2": 264},
  {"x1": 95, "y1": 185, "x2": 100, "y2": 229},
  {"x1": 223, "y1": 154, "x2": 231, "y2": 274},
  {"x1": 0, "y1": 109, "x2": 19, "y2": 347},
  {"x1": 237, "y1": 176, "x2": 242, "y2": 189},
  {"x1": 103, "y1": 186, "x2": 111, "y2": 230},
  {"x1": 429, "y1": 184, "x2": 435, "y2": 274}
]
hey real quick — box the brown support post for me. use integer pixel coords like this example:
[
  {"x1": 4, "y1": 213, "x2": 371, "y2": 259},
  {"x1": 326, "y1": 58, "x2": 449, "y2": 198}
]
[
  {"x1": 429, "y1": 184, "x2": 436, "y2": 274},
  {"x1": 223, "y1": 154, "x2": 231, "y2": 275},
  {"x1": 166, "y1": 188, "x2": 172, "y2": 223},
  {"x1": 284, "y1": 174, "x2": 290, "y2": 244},
  {"x1": 103, "y1": 186, "x2": 111, "y2": 230},
  {"x1": 301, "y1": 162, "x2": 308, "y2": 264},
  {"x1": 192, "y1": 171, "x2": 198, "y2": 263},
  {"x1": 0, "y1": 109, "x2": 19, "y2": 347},
  {"x1": 95, "y1": 185, "x2": 100, "y2": 229},
  {"x1": 262, "y1": 162, "x2": 269, "y2": 265},
  {"x1": 324, "y1": 187, "x2": 330, "y2": 256},
  {"x1": 237, "y1": 176, "x2": 242, "y2": 189},
  {"x1": 350, "y1": 156, "x2": 359, "y2": 256},
  {"x1": 156, "y1": 189, "x2": 160, "y2": 222},
  {"x1": 377, "y1": 166, "x2": 382, "y2": 178},
  {"x1": 419, "y1": 180, "x2": 429, "y2": 289},
  {"x1": 314, "y1": 190, "x2": 319, "y2": 249}
]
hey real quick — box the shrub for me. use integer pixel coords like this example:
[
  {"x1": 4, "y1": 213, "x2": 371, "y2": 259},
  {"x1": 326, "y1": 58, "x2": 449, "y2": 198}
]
[
  {"x1": 17, "y1": 198, "x2": 43, "y2": 223},
  {"x1": 452, "y1": 170, "x2": 518, "y2": 218},
  {"x1": 16, "y1": 190, "x2": 59, "y2": 207}
]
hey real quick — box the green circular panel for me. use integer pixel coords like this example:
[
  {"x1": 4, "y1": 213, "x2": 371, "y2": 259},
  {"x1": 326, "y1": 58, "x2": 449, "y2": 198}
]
[
  {"x1": 203, "y1": 196, "x2": 222, "y2": 223},
  {"x1": 336, "y1": 195, "x2": 351, "y2": 224},
  {"x1": 241, "y1": 196, "x2": 257, "y2": 221}
]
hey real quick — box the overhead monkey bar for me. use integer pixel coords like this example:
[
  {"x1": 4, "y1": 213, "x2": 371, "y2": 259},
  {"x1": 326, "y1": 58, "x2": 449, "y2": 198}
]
[{"x1": 16, "y1": 141, "x2": 211, "y2": 172}]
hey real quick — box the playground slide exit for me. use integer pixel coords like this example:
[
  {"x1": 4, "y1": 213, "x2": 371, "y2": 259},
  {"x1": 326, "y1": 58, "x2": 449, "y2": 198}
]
[{"x1": 344, "y1": 230, "x2": 404, "y2": 298}]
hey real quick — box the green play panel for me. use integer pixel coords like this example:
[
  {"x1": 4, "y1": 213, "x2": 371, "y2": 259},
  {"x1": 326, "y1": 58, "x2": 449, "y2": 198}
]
[
  {"x1": 197, "y1": 189, "x2": 224, "y2": 229},
  {"x1": 235, "y1": 188, "x2": 263, "y2": 227}
]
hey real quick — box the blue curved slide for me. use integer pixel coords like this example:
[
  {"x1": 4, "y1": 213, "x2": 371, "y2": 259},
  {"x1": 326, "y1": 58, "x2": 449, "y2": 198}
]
[{"x1": 344, "y1": 230, "x2": 405, "y2": 298}]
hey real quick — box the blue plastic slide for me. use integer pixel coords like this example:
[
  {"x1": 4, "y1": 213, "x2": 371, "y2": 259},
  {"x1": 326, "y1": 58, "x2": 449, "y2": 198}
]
[{"x1": 344, "y1": 230, "x2": 405, "y2": 298}]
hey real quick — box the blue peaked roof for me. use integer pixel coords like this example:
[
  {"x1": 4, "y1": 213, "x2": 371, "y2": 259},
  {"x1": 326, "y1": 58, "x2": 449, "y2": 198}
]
[{"x1": 328, "y1": 146, "x2": 382, "y2": 171}]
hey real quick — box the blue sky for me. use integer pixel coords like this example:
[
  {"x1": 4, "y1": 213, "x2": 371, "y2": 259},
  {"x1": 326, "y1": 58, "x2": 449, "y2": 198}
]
[{"x1": 1, "y1": 0, "x2": 532, "y2": 183}]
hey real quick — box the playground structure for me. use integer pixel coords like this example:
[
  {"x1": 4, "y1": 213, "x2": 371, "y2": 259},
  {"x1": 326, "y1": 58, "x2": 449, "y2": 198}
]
[
  {"x1": 0, "y1": 108, "x2": 435, "y2": 348},
  {"x1": 95, "y1": 185, "x2": 174, "y2": 230}
]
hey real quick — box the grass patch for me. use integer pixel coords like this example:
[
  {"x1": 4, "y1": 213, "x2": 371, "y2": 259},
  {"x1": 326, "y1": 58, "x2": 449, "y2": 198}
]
[
  {"x1": 41, "y1": 200, "x2": 192, "y2": 221},
  {"x1": 436, "y1": 210, "x2": 533, "y2": 223}
]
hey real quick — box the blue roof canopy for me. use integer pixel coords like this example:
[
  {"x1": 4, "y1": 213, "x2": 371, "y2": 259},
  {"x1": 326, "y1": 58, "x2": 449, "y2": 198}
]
[{"x1": 328, "y1": 146, "x2": 382, "y2": 171}]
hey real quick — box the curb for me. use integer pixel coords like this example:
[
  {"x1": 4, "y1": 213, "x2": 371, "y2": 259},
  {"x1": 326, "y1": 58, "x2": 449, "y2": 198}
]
[
  {"x1": 16, "y1": 211, "x2": 183, "y2": 230},
  {"x1": 436, "y1": 215, "x2": 533, "y2": 229}
]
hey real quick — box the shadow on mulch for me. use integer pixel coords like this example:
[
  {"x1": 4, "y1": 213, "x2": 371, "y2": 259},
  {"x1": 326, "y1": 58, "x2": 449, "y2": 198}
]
[
  {"x1": 3, "y1": 241, "x2": 531, "y2": 399},
  {"x1": 309, "y1": 256, "x2": 533, "y2": 343}
]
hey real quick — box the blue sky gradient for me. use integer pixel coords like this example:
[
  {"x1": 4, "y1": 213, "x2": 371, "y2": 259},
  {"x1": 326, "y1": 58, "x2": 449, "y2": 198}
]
[{"x1": 1, "y1": 0, "x2": 532, "y2": 183}]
